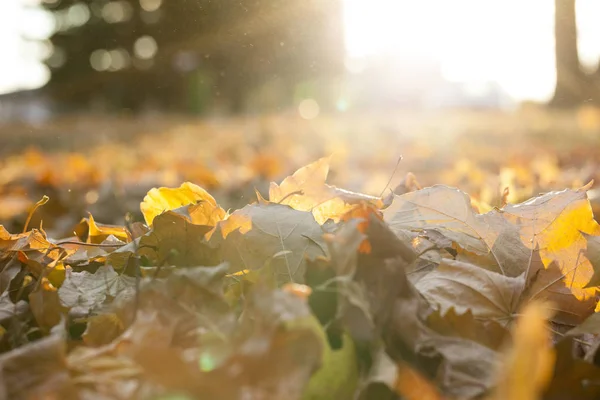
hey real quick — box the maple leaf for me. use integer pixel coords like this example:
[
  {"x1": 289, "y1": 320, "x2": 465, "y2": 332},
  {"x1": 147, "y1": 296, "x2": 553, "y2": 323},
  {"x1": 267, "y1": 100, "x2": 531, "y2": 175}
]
[
  {"x1": 219, "y1": 203, "x2": 328, "y2": 283},
  {"x1": 383, "y1": 185, "x2": 517, "y2": 263},
  {"x1": 415, "y1": 258, "x2": 526, "y2": 327},
  {"x1": 269, "y1": 157, "x2": 383, "y2": 224},
  {"x1": 11, "y1": 138, "x2": 600, "y2": 400},
  {"x1": 140, "y1": 182, "x2": 226, "y2": 227},
  {"x1": 58, "y1": 265, "x2": 135, "y2": 316},
  {"x1": 385, "y1": 184, "x2": 600, "y2": 326},
  {"x1": 74, "y1": 213, "x2": 131, "y2": 244},
  {"x1": 383, "y1": 258, "x2": 498, "y2": 399},
  {"x1": 501, "y1": 185, "x2": 600, "y2": 311},
  {"x1": 0, "y1": 227, "x2": 71, "y2": 287},
  {"x1": 137, "y1": 210, "x2": 220, "y2": 267},
  {"x1": 312, "y1": 216, "x2": 495, "y2": 398},
  {"x1": 426, "y1": 306, "x2": 510, "y2": 351},
  {"x1": 66, "y1": 271, "x2": 323, "y2": 400}
]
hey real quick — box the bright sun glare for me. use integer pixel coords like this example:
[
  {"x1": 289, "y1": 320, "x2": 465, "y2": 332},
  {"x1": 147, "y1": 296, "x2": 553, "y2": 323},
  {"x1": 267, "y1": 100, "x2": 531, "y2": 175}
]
[
  {"x1": 343, "y1": 0, "x2": 600, "y2": 102},
  {"x1": 1, "y1": 1, "x2": 600, "y2": 102}
]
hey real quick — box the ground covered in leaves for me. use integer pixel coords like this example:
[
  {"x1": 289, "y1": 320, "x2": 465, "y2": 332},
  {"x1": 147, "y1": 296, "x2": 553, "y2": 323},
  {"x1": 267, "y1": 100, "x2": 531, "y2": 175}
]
[{"x1": 4, "y1": 109, "x2": 600, "y2": 399}]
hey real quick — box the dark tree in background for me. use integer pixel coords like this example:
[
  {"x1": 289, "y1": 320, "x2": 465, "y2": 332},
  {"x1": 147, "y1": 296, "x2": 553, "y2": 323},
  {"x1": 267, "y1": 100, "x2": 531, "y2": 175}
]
[
  {"x1": 551, "y1": 0, "x2": 600, "y2": 107},
  {"x1": 41, "y1": 0, "x2": 344, "y2": 114}
]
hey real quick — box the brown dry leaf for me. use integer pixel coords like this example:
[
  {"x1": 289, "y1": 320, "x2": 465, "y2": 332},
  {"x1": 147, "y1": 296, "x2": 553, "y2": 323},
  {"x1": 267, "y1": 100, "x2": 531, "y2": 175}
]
[
  {"x1": 140, "y1": 182, "x2": 226, "y2": 226},
  {"x1": 0, "y1": 227, "x2": 71, "y2": 287},
  {"x1": 320, "y1": 216, "x2": 495, "y2": 398},
  {"x1": 0, "y1": 326, "x2": 76, "y2": 399},
  {"x1": 19, "y1": 251, "x2": 67, "y2": 288},
  {"x1": 385, "y1": 184, "x2": 600, "y2": 326},
  {"x1": 492, "y1": 301, "x2": 555, "y2": 400},
  {"x1": 384, "y1": 185, "x2": 515, "y2": 261},
  {"x1": 137, "y1": 211, "x2": 220, "y2": 267},
  {"x1": 269, "y1": 157, "x2": 383, "y2": 224},
  {"x1": 82, "y1": 313, "x2": 125, "y2": 347},
  {"x1": 29, "y1": 278, "x2": 68, "y2": 332},
  {"x1": 502, "y1": 184, "x2": 600, "y2": 304},
  {"x1": 426, "y1": 307, "x2": 510, "y2": 351},
  {"x1": 58, "y1": 266, "x2": 135, "y2": 316},
  {"x1": 382, "y1": 259, "x2": 498, "y2": 399},
  {"x1": 415, "y1": 258, "x2": 526, "y2": 327},
  {"x1": 66, "y1": 270, "x2": 322, "y2": 400},
  {"x1": 542, "y1": 337, "x2": 600, "y2": 399},
  {"x1": 219, "y1": 203, "x2": 327, "y2": 283},
  {"x1": 0, "y1": 228, "x2": 57, "y2": 255}
]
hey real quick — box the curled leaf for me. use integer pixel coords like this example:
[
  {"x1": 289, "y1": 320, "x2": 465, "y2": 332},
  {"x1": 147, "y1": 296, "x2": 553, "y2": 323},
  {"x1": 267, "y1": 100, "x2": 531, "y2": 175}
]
[
  {"x1": 140, "y1": 182, "x2": 226, "y2": 226},
  {"x1": 270, "y1": 157, "x2": 383, "y2": 224}
]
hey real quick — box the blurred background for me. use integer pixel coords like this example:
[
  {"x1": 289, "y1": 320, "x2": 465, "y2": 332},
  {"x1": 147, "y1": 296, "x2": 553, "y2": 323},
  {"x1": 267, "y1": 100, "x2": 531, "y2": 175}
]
[
  {"x1": 2, "y1": 0, "x2": 600, "y2": 234},
  {"x1": 3, "y1": 0, "x2": 600, "y2": 116}
]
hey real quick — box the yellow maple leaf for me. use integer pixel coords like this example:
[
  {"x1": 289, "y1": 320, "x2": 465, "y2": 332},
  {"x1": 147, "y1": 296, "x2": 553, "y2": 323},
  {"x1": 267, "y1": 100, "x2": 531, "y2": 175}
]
[
  {"x1": 502, "y1": 183, "x2": 600, "y2": 315},
  {"x1": 87, "y1": 214, "x2": 131, "y2": 244},
  {"x1": 140, "y1": 182, "x2": 226, "y2": 226}
]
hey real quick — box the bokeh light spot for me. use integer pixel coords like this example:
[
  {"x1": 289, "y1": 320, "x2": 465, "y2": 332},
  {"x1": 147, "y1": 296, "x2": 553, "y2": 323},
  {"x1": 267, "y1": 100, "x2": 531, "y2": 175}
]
[
  {"x1": 140, "y1": 0, "x2": 162, "y2": 12},
  {"x1": 298, "y1": 99, "x2": 320, "y2": 119},
  {"x1": 90, "y1": 49, "x2": 111, "y2": 71},
  {"x1": 134, "y1": 36, "x2": 158, "y2": 60}
]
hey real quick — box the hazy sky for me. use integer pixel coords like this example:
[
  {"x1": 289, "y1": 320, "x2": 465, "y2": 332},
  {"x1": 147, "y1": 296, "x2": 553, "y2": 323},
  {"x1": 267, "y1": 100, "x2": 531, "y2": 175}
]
[
  {"x1": 344, "y1": 0, "x2": 600, "y2": 102},
  {"x1": 0, "y1": 1, "x2": 53, "y2": 95},
  {"x1": 1, "y1": 0, "x2": 600, "y2": 102}
]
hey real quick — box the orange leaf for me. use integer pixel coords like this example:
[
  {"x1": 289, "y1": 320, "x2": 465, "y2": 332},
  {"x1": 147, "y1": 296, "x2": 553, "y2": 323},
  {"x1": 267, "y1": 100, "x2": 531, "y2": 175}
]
[
  {"x1": 340, "y1": 202, "x2": 383, "y2": 254},
  {"x1": 395, "y1": 362, "x2": 443, "y2": 400}
]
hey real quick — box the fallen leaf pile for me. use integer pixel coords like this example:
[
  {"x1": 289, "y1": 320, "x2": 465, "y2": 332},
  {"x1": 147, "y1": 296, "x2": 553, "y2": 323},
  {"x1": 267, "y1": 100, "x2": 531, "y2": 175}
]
[
  {"x1": 4, "y1": 156, "x2": 600, "y2": 399},
  {"x1": 3, "y1": 109, "x2": 600, "y2": 239}
]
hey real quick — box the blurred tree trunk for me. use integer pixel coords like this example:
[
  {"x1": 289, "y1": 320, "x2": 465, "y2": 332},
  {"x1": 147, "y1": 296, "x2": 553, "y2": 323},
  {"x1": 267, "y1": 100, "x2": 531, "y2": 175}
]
[{"x1": 551, "y1": 0, "x2": 586, "y2": 107}]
